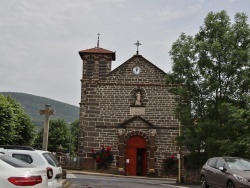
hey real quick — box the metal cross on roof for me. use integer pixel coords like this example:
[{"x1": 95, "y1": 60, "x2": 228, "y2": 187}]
[
  {"x1": 97, "y1": 32, "x2": 100, "y2": 48},
  {"x1": 134, "y1": 40, "x2": 141, "y2": 55}
]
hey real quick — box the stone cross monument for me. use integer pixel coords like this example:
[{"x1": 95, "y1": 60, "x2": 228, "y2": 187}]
[{"x1": 39, "y1": 104, "x2": 55, "y2": 151}]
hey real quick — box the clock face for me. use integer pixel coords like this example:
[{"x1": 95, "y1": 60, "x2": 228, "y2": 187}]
[{"x1": 133, "y1": 66, "x2": 141, "y2": 74}]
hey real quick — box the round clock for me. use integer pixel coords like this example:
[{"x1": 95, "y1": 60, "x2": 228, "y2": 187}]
[{"x1": 133, "y1": 66, "x2": 141, "y2": 74}]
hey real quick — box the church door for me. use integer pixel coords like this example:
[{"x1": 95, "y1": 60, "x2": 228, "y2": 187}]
[{"x1": 126, "y1": 136, "x2": 147, "y2": 176}]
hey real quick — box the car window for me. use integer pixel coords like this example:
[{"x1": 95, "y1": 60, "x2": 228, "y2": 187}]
[
  {"x1": 216, "y1": 158, "x2": 225, "y2": 169},
  {"x1": 42, "y1": 153, "x2": 60, "y2": 167},
  {"x1": 226, "y1": 158, "x2": 250, "y2": 170},
  {"x1": 12, "y1": 154, "x2": 33, "y2": 164},
  {"x1": 207, "y1": 158, "x2": 217, "y2": 168},
  {"x1": 0, "y1": 155, "x2": 34, "y2": 168}
]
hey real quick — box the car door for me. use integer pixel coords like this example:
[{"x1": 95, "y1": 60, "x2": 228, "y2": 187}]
[
  {"x1": 214, "y1": 158, "x2": 228, "y2": 187},
  {"x1": 205, "y1": 158, "x2": 218, "y2": 186}
]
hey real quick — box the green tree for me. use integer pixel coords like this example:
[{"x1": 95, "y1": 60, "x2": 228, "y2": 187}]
[
  {"x1": 0, "y1": 94, "x2": 15, "y2": 144},
  {"x1": 33, "y1": 119, "x2": 78, "y2": 153},
  {"x1": 68, "y1": 119, "x2": 79, "y2": 156},
  {"x1": 0, "y1": 94, "x2": 35, "y2": 145},
  {"x1": 166, "y1": 11, "x2": 250, "y2": 165}
]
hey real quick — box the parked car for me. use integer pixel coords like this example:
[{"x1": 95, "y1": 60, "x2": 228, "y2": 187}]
[
  {"x1": 0, "y1": 153, "x2": 48, "y2": 187},
  {"x1": 0, "y1": 145, "x2": 62, "y2": 188},
  {"x1": 200, "y1": 157, "x2": 250, "y2": 188}
]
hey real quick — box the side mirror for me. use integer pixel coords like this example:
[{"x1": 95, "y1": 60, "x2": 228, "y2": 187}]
[{"x1": 219, "y1": 166, "x2": 226, "y2": 172}]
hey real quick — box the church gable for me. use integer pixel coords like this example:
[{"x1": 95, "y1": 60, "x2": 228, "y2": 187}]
[
  {"x1": 118, "y1": 115, "x2": 156, "y2": 129},
  {"x1": 98, "y1": 55, "x2": 166, "y2": 84}
]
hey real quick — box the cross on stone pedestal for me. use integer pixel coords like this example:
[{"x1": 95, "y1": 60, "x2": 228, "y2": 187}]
[
  {"x1": 39, "y1": 104, "x2": 55, "y2": 151},
  {"x1": 134, "y1": 40, "x2": 142, "y2": 55}
]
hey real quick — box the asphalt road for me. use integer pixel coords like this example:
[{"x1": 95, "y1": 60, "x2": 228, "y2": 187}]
[{"x1": 66, "y1": 174, "x2": 191, "y2": 188}]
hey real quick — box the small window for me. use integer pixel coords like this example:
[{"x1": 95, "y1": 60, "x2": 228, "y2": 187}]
[
  {"x1": 43, "y1": 153, "x2": 60, "y2": 167},
  {"x1": 86, "y1": 60, "x2": 94, "y2": 77},
  {"x1": 12, "y1": 154, "x2": 33, "y2": 164},
  {"x1": 207, "y1": 158, "x2": 217, "y2": 168},
  {"x1": 0, "y1": 155, "x2": 34, "y2": 168},
  {"x1": 99, "y1": 60, "x2": 107, "y2": 77},
  {"x1": 216, "y1": 158, "x2": 225, "y2": 169}
]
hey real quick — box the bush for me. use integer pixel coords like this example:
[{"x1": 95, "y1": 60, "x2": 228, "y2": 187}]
[
  {"x1": 184, "y1": 152, "x2": 208, "y2": 169},
  {"x1": 91, "y1": 145, "x2": 114, "y2": 169},
  {"x1": 163, "y1": 154, "x2": 178, "y2": 176}
]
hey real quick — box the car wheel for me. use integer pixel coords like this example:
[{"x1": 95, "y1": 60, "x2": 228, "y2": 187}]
[
  {"x1": 200, "y1": 175, "x2": 209, "y2": 188},
  {"x1": 227, "y1": 181, "x2": 235, "y2": 188}
]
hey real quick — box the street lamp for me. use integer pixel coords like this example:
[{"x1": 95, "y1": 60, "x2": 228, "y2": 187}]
[{"x1": 68, "y1": 122, "x2": 72, "y2": 155}]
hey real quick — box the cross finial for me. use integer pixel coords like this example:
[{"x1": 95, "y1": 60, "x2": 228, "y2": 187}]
[
  {"x1": 134, "y1": 40, "x2": 141, "y2": 55},
  {"x1": 97, "y1": 32, "x2": 101, "y2": 48}
]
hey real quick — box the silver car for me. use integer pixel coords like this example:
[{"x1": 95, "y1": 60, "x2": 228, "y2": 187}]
[{"x1": 200, "y1": 157, "x2": 250, "y2": 188}]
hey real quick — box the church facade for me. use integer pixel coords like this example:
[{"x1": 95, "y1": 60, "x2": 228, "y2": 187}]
[{"x1": 77, "y1": 43, "x2": 179, "y2": 176}]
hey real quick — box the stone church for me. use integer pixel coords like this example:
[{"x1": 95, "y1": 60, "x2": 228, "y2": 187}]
[{"x1": 77, "y1": 40, "x2": 179, "y2": 176}]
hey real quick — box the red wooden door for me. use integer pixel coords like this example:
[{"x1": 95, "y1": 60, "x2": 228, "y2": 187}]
[
  {"x1": 126, "y1": 136, "x2": 147, "y2": 176},
  {"x1": 126, "y1": 148, "x2": 137, "y2": 176}
]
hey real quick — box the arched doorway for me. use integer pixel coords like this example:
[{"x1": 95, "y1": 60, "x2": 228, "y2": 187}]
[{"x1": 126, "y1": 135, "x2": 147, "y2": 176}]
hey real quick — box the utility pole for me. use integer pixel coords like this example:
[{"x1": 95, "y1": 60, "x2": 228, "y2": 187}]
[
  {"x1": 39, "y1": 104, "x2": 55, "y2": 151},
  {"x1": 68, "y1": 122, "x2": 72, "y2": 155},
  {"x1": 178, "y1": 119, "x2": 182, "y2": 183}
]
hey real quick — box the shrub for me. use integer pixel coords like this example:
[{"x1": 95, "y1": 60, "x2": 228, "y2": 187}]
[
  {"x1": 184, "y1": 152, "x2": 208, "y2": 169},
  {"x1": 91, "y1": 145, "x2": 114, "y2": 169},
  {"x1": 163, "y1": 154, "x2": 178, "y2": 176}
]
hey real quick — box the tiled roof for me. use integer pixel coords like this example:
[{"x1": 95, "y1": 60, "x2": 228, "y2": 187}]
[
  {"x1": 79, "y1": 47, "x2": 114, "y2": 54},
  {"x1": 79, "y1": 47, "x2": 116, "y2": 60}
]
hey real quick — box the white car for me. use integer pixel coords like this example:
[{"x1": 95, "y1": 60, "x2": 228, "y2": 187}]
[
  {"x1": 0, "y1": 154, "x2": 48, "y2": 187},
  {"x1": 0, "y1": 145, "x2": 62, "y2": 188}
]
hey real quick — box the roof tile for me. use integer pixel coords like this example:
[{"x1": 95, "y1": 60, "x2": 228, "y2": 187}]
[{"x1": 79, "y1": 47, "x2": 114, "y2": 54}]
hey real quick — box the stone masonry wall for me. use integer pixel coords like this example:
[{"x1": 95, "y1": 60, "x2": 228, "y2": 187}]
[{"x1": 79, "y1": 55, "x2": 179, "y2": 174}]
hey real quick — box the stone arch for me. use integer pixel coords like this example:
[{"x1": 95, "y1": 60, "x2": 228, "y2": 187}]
[
  {"x1": 125, "y1": 134, "x2": 148, "y2": 176},
  {"x1": 124, "y1": 130, "x2": 150, "y2": 143},
  {"x1": 117, "y1": 129, "x2": 156, "y2": 176}
]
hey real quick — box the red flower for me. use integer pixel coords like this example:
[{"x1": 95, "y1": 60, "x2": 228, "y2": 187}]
[
  {"x1": 96, "y1": 156, "x2": 101, "y2": 163},
  {"x1": 107, "y1": 146, "x2": 111, "y2": 151},
  {"x1": 92, "y1": 148, "x2": 95, "y2": 153}
]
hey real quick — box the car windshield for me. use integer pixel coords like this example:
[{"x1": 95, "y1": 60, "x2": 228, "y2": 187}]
[
  {"x1": 43, "y1": 153, "x2": 60, "y2": 167},
  {"x1": 0, "y1": 155, "x2": 35, "y2": 168},
  {"x1": 226, "y1": 158, "x2": 250, "y2": 170}
]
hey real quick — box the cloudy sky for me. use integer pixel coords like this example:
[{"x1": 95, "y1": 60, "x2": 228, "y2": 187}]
[{"x1": 1, "y1": 0, "x2": 249, "y2": 106}]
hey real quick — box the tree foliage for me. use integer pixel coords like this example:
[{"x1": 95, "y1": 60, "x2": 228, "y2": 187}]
[
  {"x1": 0, "y1": 94, "x2": 35, "y2": 145},
  {"x1": 166, "y1": 11, "x2": 250, "y2": 165},
  {"x1": 69, "y1": 119, "x2": 79, "y2": 156},
  {"x1": 33, "y1": 118, "x2": 79, "y2": 155}
]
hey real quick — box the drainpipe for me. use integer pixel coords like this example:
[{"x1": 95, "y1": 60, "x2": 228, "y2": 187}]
[{"x1": 178, "y1": 119, "x2": 181, "y2": 183}]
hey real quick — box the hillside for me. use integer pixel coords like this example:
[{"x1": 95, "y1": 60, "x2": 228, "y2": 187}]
[{"x1": 1, "y1": 92, "x2": 79, "y2": 127}]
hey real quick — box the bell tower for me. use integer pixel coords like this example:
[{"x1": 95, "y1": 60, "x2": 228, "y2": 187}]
[
  {"x1": 77, "y1": 35, "x2": 116, "y2": 159},
  {"x1": 78, "y1": 34, "x2": 116, "y2": 80}
]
